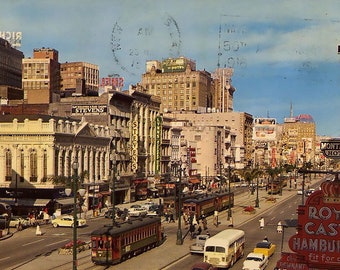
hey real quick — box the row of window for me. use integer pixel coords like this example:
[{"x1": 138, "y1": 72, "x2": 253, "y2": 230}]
[
  {"x1": 5, "y1": 149, "x2": 47, "y2": 182},
  {"x1": 121, "y1": 224, "x2": 158, "y2": 246}
]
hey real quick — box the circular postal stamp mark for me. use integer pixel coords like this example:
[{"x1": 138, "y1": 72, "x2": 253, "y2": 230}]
[{"x1": 110, "y1": 14, "x2": 182, "y2": 78}]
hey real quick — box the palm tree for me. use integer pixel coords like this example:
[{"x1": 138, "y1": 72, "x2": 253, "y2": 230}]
[
  {"x1": 240, "y1": 167, "x2": 262, "y2": 195},
  {"x1": 266, "y1": 166, "x2": 282, "y2": 200}
]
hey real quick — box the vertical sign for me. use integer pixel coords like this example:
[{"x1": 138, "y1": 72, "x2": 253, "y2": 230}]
[
  {"x1": 155, "y1": 116, "x2": 162, "y2": 174},
  {"x1": 131, "y1": 118, "x2": 138, "y2": 172}
]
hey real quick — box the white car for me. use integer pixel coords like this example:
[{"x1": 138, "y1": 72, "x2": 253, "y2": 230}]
[
  {"x1": 242, "y1": 252, "x2": 268, "y2": 270},
  {"x1": 190, "y1": 234, "x2": 210, "y2": 254},
  {"x1": 52, "y1": 215, "x2": 86, "y2": 228},
  {"x1": 128, "y1": 207, "x2": 147, "y2": 217}
]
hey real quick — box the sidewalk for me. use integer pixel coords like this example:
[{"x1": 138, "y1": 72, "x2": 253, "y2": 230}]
[{"x1": 7, "y1": 187, "x2": 299, "y2": 270}]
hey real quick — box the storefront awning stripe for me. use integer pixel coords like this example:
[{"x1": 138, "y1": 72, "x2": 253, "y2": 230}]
[{"x1": 55, "y1": 198, "x2": 74, "y2": 205}]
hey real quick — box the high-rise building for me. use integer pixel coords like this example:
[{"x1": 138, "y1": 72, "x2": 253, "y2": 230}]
[
  {"x1": 211, "y1": 68, "x2": 236, "y2": 112},
  {"x1": 22, "y1": 48, "x2": 60, "y2": 104},
  {"x1": 282, "y1": 113, "x2": 316, "y2": 165},
  {"x1": 0, "y1": 37, "x2": 24, "y2": 100},
  {"x1": 60, "y1": 62, "x2": 99, "y2": 97},
  {"x1": 140, "y1": 57, "x2": 213, "y2": 113}
]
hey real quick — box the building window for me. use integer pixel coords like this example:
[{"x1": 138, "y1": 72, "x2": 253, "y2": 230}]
[
  {"x1": 20, "y1": 150, "x2": 24, "y2": 182},
  {"x1": 43, "y1": 150, "x2": 47, "y2": 181},
  {"x1": 5, "y1": 150, "x2": 12, "y2": 181},
  {"x1": 30, "y1": 150, "x2": 38, "y2": 182}
]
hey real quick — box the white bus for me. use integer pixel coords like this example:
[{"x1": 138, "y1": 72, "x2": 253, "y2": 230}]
[{"x1": 204, "y1": 229, "x2": 245, "y2": 268}]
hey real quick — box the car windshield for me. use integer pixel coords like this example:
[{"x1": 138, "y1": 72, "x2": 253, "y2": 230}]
[{"x1": 247, "y1": 257, "x2": 262, "y2": 261}]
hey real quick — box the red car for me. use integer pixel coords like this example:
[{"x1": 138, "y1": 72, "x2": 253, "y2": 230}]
[{"x1": 191, "y1": 262, "x2": 217, "y2": 270}]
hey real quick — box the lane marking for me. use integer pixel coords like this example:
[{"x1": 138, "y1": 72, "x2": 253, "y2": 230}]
[
  {"x1": 22, "y1": 238, "x2": 45, "y2": 246},
  {"x1": 46, "y1": 239, "x2": 68, "y2": 247}
]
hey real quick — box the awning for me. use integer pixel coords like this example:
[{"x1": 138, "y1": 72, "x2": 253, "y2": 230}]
[
  {"x1": 55, "y1": 198, "x2": 74, "y2": 205},
  {"x1": 189, "y1": 179, "x2": 201, "y2": 184},
  {"x1": 0, "y1": 198, "x2": 51, "y2": 207}
]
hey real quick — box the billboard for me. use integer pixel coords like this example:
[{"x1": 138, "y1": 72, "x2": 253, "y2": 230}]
[
  {"x1": 71, "y1": 104, "x2": 107, "y2": 115},
  {"x1": 100, "y1": 77, "x2": 124, "y2": 88},
  {"x1": 0, "y1": 31, "x2": 22, "y2": 47},
  {"x1": 162, "y1": 58, "x2": 187, "y2": 73},
  {"x1": 253, "y1": 118, "x2": 276, "y2": 141}
]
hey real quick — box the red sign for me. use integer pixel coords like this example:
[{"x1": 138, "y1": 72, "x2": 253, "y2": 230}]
[
  {"x1": 287, "y1": 179, "x2": 340, "y2": 269},
  {"x1": 100, "y1": 77, "x2": 124, "y2": 88},
  {"x1": 276, "y1": 253, "x2": 309, "y2": 270}
]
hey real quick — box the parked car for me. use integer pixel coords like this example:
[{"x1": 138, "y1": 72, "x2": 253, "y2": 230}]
[
  {"x1": 0, "y1": 215, "x2": 10, "y2": 230},
  {"x1": 242, "y1": 252, "x2": 269, "y2": 270},
  {"x1": 141, "y1": 201, "x2": 156, "y2": 211},
  {"x1": 146, "y1": 204, "x2": 162, "y2": 216},
  {"x1": 128, "y1": 207, "x2": 147, "y2": 217},
  {"x1": 104, "y1": 207, "x2": 122, "y2": 218},
  {"x1": 253, "y1": 241, "x2": 276, "y2": 257},
  {"x1": 191, "y1": 262, "x2": 217, "y2": 270},
  {"x1": 9, "y1": 216, "x2": 30, "y2": 228},
  {"x1": 190, "y1": 234, "x2": 210, "y2": 254},
  {"x1": 52, "y1": 215, "x2": 86, "y2": 228}
]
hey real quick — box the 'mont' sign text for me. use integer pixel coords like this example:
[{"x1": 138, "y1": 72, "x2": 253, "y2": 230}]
[{"x1": 320, "y1": 140, "x2": 340, "y2": 158}]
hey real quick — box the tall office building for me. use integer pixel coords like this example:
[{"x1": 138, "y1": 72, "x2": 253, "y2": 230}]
[
  {"x1": 0, "y1": 37, "x2": 24, "y2": 100},
  {"x1": 22, "y1": 48, "x2": 60, "y2": 104},
  {"x1": 211, "y1": 68, "x2": 236, "y2": 112},
  {"x1": 60, "y1": 62, "x2": 99, "y2": 97},
  {"x1": 140, "y1": 57, "x2": 213, "y2": 113}
]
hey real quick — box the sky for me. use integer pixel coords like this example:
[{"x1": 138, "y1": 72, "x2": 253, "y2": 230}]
[{"x1": 2, "y1": 0, "x2": 340, "y2": 137}]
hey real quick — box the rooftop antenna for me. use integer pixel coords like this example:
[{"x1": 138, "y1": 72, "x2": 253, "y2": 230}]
[
  {"x1": 267, "y1": 110, "x2": 270, "y2": 118},
  {"x1": 290, "y1": 101, "x2": 294, "y2": 118}
]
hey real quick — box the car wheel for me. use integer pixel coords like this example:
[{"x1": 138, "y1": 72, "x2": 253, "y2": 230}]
[{"x1": 52, "y1": 223, "x2": 58, "y2": 228}]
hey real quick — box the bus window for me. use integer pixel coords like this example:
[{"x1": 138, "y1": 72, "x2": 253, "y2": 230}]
[
  {"x1": 206, "y1": 246, "x2": 215, "y2": 252},
  {"x1": 216, "y1": 246, "x2": 225, "y2": 253}
]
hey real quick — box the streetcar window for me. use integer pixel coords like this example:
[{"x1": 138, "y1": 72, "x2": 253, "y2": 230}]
[
  {"x1": 91, "y1": 240, "x2": 97, "y2": 248},
  {"x1": 98, "y1": 240, "x2": 104, "y2": 248}
]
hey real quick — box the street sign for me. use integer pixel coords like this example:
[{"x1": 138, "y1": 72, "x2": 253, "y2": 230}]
[{"x1": 320, "y1": 140, "x2": 340, "y2": 158}]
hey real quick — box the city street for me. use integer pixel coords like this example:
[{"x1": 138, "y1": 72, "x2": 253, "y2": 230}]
[{"x1": 0, "y1": 176, "x2": 323, "y2": 270}]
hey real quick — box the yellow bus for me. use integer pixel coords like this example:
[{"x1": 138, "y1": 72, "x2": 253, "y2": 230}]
[{"x1": 204, "y1": 229, "x2": 245, "y2": 268}]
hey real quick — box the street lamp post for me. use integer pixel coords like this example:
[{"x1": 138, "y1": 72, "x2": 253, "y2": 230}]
[
  {"x1": 227, "y1": 161, "x2": 232, "y2": 220},
  {"x1": 255, "y1": 177, "x2": 260, "y2": 208},
  {"x1": 110, "y1": 152, "x2": 117, "y2": 226},
  {"x1": 64, "y1": 160, "x2": 85, "y2": 270},
  {"x1": 72, "y1": 160, "x2": 79, "y2": 270},
  {"x1": 219, "y1": 162, "x2": 224, "y2": 193},
  {"x1": 175, "y1": 160, "x2": 183, "y2": 245}
]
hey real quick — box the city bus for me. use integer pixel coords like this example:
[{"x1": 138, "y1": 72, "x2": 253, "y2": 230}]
[{"x1": 204, "y1": 229, "x2": 245, "y2": 268}]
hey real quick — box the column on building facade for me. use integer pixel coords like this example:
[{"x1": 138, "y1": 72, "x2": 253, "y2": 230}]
[
  {"x1": 83, "y1": 147, "x2": 89, "y2": 182},
  {"x1": 89, "y1": 148, "x2": 94, "y2": 182},
  {"x1": 0, "y1": 149, "x2": 5, "y2": 185},
  {"x1": 37, "y1": 148, "x2": 44, "y2": 183},
  {"x1": 57, "y1": 147, "x2": 63, "y2": 176},
  {"x1": 13, "y1": 144, "x2": 19, "y2": 183},
  {"x1": 48, "y1": 145, "x2": 55, "y2": 181}
]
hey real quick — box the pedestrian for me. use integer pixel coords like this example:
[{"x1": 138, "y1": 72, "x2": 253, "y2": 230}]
[
  {"x1": 228, "y1": 216, "x2": 234, "y2": 227},
  {"x1": 202, "y1": 215, "x2": 208, "y2": 230},
  {"x1": 259, "y1": 217, "x2": 265, "y2": 229},
  {"x1": 35, "y1": 225, "x2": 42, "y2": 236},
  {"x1": 213, "y1": 210, "x2": 219, "y2": 227},
  {"x1": 169, "y1": 211, "x2": 175, "y2": 223},
  {"x1": 277, "y1": 220, "x2": 283, "y2": 233},
  {"x1": 197, "y1": 225, "x2": 202, "y2": 236}
]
